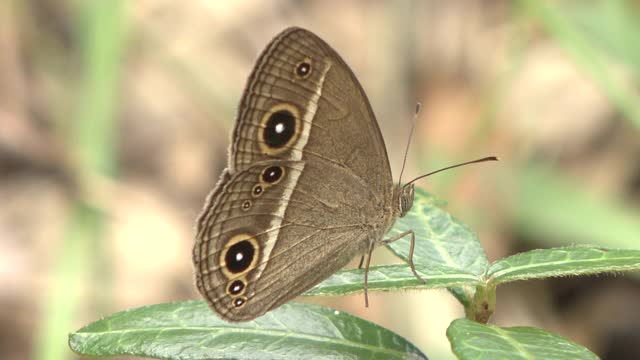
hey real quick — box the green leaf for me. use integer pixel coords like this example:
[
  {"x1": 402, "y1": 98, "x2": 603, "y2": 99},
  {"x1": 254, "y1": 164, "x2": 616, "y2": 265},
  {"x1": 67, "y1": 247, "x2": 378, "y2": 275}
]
[
  {"x1": 447, "y1": 318, "x2": 598, "y2": 360},
  {"x1": 387, "y1": 189, "x2": 488, "y2": 275},
  {"x1": 386, "y1": 187, "x2": 487, "y2": 306},
  {"x1": 69, "y1": 301, "x2": 427, "y2": 360},
  {"x1": 307, "y1": 264, "x2": 483, "y2": 296},
  {"x1": 488, "y1": 246, "x2": 640, "y2": 284}
]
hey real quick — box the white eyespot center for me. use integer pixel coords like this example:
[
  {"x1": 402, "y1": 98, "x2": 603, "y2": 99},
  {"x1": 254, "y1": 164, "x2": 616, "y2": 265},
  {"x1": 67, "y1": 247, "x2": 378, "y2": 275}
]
[
  {"x1": 236, "y1": 252, "x2": 244, "y2": 262},
  {"x1": 275, "y1": 123, "x2": 285, "y2": 134}
]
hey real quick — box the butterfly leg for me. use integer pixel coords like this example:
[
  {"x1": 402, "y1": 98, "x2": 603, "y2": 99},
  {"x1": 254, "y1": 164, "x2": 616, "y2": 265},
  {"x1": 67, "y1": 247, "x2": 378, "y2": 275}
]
[
  {"x1": 357, "y1": 255, "x2": 365, "y2": 269},
  {"x1": 382, "y1": 230, "x2": 426, "y2": 284},
  {"x1": 362, "y1": 243, "x2": 375, "y2": 308}
]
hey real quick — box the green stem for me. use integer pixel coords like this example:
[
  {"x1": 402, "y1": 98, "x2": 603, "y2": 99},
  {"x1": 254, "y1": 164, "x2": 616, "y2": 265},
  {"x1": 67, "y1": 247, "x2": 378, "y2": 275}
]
[{"x1": 465, "y1": 283, "x2": 496, "y2": 323}]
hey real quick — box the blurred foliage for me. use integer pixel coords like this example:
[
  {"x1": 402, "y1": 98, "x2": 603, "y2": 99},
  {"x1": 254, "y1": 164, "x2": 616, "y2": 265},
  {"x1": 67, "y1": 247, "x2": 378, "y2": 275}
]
[
  {"x1": 515, "y1": 165, "x2": 640, "y2": 249},
  {"x1": 518, "y1": 0, "x2": 640, "y2": 128},
  {"x1": 32, "y1": 2, "x2": 126, "y2": 360},
  {"x1": 1, "y1": 0, "x2": 640, "y2": 359}
]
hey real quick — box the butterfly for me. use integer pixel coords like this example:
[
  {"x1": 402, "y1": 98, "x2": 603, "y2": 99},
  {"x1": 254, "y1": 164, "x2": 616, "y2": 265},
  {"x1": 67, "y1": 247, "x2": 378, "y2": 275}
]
[{"x1": 192, "y1": 27, "x2": 495, "y2": 322}]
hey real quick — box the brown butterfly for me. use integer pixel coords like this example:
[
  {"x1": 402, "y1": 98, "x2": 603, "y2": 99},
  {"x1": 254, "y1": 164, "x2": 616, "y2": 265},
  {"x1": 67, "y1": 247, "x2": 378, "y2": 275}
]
[{"x1": 192, "y1": 27, "x2": 495, "y2": 322}]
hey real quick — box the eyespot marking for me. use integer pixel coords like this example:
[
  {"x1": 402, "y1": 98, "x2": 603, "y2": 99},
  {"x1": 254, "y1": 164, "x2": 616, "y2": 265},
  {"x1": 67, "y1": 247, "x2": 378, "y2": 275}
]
[
  {"x1": 233, "y1": 296, "x2": 247, "y2": 308},
  {"x1": 227, "y1": 279, "x2": 246, "y2": 296},
  {"x1": 259, "y1": 104, "x2": 300, "y2": 155},
  {"x1": 252, "y1": 184, "x2": 263, "y2": 197},
  {"x1": 261, "y1": 166, "x2": 284, "y2": 184},
  {"x1": 241, "y1": 200, "x2": 252, "y2": 210},
  {"x1": 265, "y1": 111, "x2": 295, "y2": 148},
  {"x1": 220, "y1": 234, "x2": 260, "y2": 279},
  {"x1": 225, "y1": 241, "x2": 254, "y2": 273},
  {"x1": 295, "y1": 58, "x2": 312, "y2": 79}
]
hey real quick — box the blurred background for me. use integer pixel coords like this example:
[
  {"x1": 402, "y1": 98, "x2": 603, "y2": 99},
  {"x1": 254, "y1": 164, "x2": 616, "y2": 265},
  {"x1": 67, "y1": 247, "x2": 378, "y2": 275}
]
[{"x1": 2, "y1": 0, "x2": 640, "y2": 359}]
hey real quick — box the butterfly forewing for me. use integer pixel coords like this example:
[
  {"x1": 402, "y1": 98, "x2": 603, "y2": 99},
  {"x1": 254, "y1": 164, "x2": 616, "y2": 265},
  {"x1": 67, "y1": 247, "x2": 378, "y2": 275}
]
[{"x1": 230, "y1": 28, "x2": 392, "y2": 196}]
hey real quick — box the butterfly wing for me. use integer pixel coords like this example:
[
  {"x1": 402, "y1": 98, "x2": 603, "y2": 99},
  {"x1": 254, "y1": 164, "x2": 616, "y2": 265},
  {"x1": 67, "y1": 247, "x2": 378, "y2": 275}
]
[
  {"x1": 194, "y1": 27, "x2": 393, "y2": 321},
  {"x1": 229, "y1": 27, "x2": 392, "y2": 199}
]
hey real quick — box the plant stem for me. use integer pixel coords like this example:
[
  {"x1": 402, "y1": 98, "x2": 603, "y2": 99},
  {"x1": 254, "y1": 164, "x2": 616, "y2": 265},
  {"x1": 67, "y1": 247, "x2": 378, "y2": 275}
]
[{"x1": 465, "y1": 283, "x2": 496, "y2": 323}]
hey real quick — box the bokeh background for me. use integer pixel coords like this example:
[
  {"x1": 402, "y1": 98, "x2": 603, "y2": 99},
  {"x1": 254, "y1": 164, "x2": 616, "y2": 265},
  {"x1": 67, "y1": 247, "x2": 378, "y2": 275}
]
[{"x1": 2, "y1": 0, "x2": 640, "y2": 359}]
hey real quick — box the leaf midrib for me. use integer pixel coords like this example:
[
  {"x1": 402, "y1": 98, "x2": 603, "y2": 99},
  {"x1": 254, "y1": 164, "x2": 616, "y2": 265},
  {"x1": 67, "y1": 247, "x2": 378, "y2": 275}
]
[
  {"x1": 491, "y1": 327, "x2": 534, "y2": 360},
  {"x1": 72, "y1": 326, "x2": 416, "y2": 358}
]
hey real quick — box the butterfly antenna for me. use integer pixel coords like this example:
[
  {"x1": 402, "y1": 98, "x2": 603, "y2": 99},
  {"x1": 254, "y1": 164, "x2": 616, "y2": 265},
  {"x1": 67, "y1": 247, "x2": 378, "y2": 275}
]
[
  {"x1": 403, "y1": 156, "x2": 499, "y2": 188},
  {"x1": 398, "y1": 103, "x2": 421, "y2": 188}
]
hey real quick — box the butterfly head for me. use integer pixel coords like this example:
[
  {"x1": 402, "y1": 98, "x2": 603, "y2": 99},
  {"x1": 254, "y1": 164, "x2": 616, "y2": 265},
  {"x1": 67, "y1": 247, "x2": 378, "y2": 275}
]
[{"x1": 398, "y1": 184, "x2": 415, "y2": 218}]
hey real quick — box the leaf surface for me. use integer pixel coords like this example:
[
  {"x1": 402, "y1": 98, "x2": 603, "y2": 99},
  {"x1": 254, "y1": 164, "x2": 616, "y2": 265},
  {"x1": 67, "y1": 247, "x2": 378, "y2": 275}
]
[
  {"x1": 488, "y1": 246, "x2": 640, "y2": 284},
  {"x1": 447, "y1": 318, "x2": 598, "y2": 360},
  {"x1": 69, "y1": 301, "x2": 428, "y2": 360}
]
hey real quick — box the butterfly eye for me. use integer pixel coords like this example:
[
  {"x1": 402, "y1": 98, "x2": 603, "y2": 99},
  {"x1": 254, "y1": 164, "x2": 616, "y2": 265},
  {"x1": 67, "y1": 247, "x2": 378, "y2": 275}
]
[
  {"x1": 262, "y1": 166, "x2": 284, "y2": 184},
  {"x1": 294, "y1": 59, "x2": 312, "y2": 79}
]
